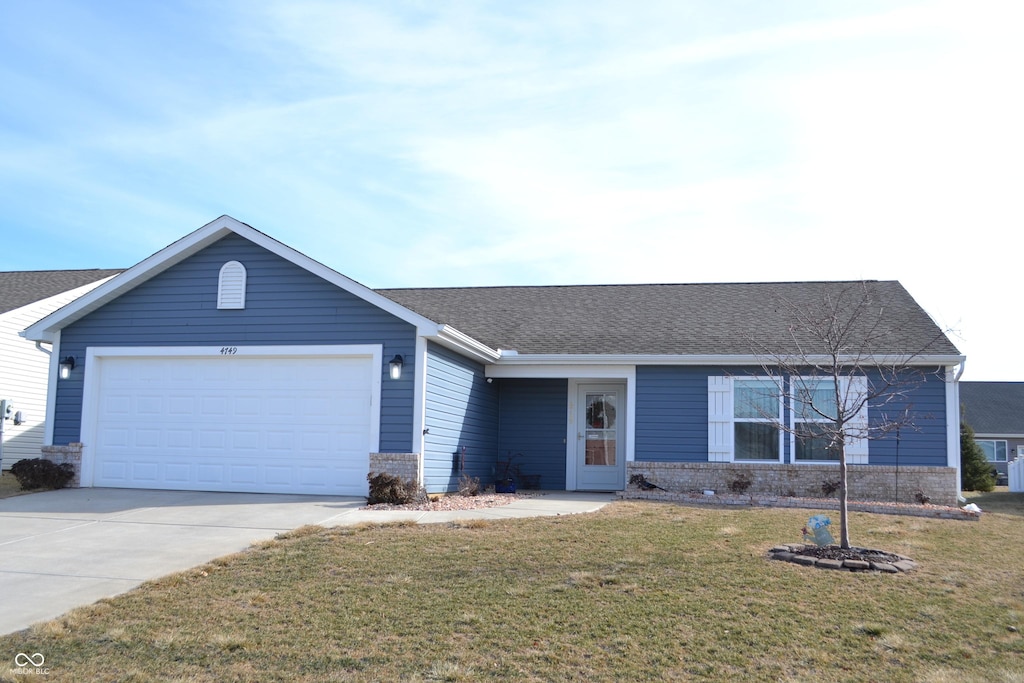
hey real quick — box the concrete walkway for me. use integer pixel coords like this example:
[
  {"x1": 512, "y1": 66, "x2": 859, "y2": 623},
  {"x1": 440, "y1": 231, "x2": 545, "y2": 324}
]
[{"x1": 0, "y1": 489, "x2": 611, "y2": 635}]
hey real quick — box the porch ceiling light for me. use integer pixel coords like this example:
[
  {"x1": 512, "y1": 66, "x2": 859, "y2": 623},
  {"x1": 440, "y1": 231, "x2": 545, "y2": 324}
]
[
  {"x1": 59, "y1": 356, "x2": 76, "y2": 380},
  {"x1": 389, "y1": 354, "x2": 404, "y2": 380}
]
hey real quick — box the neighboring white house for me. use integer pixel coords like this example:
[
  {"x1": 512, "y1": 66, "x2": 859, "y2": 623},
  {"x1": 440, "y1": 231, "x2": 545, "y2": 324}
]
[{"x1": 0, "y1": 269, "x2": 122, "y2": 469}]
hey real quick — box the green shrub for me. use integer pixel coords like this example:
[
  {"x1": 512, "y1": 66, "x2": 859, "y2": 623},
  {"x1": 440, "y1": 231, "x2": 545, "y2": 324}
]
[
  {"x1": 366, "y1": 472, "x2": 426, "y2": 505},
  {"x1": 960, "y1": 421, "x2": 996, "y2": 492},
  {"x1": 10, "y1": 458, "x2": 76, "y2": 491}
]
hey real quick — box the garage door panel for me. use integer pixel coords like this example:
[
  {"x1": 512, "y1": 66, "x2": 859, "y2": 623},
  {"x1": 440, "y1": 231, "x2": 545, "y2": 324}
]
[
  {"x1": 99, "y1": 460, "x2": 128, "y2": 482},
  {"x1": 233, "y1": 430, "x2": 260, "y2": 450},
  {"x1": 165, "y1": 463, "x2": 190, "y2": 483},
  {"x1": 135, "y1": 429, "x2": 160, "y2": 448},
  {"x1": 167, "y1": 430, "x2": 193, "y2": 449},
  {"x1": 132, "y1": 462, "x2": 159, "y2": 482},
  {"x1": 90, "y1": 354, "x2": 375, "y2": 495},
  {"x1": 230, "y1": 464, "x2": 259, "y2": 484}
]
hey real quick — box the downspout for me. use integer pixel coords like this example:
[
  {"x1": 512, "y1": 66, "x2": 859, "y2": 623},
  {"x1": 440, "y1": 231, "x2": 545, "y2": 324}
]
[{"x1": 950, "y1": 360, "x2": 966, "y2": 502}]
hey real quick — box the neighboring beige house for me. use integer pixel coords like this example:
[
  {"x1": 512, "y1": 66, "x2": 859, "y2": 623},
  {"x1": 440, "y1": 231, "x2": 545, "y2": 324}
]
[{"x1": 0, "y1": 269, "x2": 122, "y2": 469}]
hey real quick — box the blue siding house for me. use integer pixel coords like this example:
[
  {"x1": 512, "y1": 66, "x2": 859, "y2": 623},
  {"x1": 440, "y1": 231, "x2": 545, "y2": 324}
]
[{"x1": 23, "y1": 216, "x2": 966, "y2": 503}]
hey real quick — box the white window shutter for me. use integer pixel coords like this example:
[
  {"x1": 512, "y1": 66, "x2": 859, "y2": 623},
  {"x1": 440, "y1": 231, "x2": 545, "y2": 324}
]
[
  {"x1": 843, "y1": 375, "x2": 869, "y2": 464},
  {"x1": 218, "y1": 261, "x2": 246, "y2": 310},
  {"x1": 708, "y1": 376, "x2": 733, "y2": 462}
]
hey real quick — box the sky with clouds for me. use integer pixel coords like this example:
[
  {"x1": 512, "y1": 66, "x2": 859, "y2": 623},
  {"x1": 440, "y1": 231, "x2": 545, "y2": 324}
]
[{"x1": 1, "y1": 1, "x2": 1020, "y2": 380}]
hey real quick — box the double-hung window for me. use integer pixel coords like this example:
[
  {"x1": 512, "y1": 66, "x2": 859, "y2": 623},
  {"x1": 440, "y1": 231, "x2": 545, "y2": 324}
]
[
  {"x1": 732, "y1": 379, "x2": 783, "y2": 461},
  {"x1": 976, "y1": 439, "x2": 1008, "y2": 462},
  {"x1": 792, "y1": 378, "x2": 841, "y2": 462},
  {"x1": 708, "y1": 374, "x2": 869, "y2": 464}
]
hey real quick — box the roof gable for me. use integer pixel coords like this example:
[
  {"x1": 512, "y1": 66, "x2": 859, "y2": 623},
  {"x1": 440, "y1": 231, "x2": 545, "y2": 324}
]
[{"x1": 22, "y1": 216, "x2": 440, "y2": 343}]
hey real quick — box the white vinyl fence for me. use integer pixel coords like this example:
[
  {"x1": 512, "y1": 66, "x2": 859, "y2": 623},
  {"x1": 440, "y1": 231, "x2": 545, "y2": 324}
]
[{"x1": 1009, "y1": 457, "x2": 1024, "y2": 493}]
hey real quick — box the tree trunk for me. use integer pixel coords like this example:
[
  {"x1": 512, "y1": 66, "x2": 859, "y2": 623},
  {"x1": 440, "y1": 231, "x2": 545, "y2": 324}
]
[{"x1": 838, "y1": 445, "x2": 851, "y2": 549}]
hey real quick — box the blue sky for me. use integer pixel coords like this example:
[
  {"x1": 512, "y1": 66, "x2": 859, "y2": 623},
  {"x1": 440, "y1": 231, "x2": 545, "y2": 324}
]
[{"x1": 1, "y1": 1, "x2": 1020, "y2": 380}]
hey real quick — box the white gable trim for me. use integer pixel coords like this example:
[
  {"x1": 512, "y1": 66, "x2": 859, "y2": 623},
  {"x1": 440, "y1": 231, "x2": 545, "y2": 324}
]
[
  {"x1": 431, "y1": 325, "x2": 501, "y2": 363},
  {"x1": 22, "y1": 215, "x2": 443, "y2": 343}
]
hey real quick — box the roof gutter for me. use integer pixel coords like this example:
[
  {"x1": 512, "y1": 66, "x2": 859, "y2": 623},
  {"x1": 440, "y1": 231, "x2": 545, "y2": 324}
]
[
  {"x1": 430, "y1": 325, "x2": 502, "y2": 363},
  {"x1": 493, "y1": 352, "x2": 967, "y2": 367}
]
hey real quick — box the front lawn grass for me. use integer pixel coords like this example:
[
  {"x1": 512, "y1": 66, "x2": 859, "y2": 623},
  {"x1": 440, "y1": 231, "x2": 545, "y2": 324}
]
[
  {"x1": 1, "y1": 499, "x2": 1022, "y2": 682},
  {"x1": 0, "y1": 471, "x2": 30, "y2": 499}
]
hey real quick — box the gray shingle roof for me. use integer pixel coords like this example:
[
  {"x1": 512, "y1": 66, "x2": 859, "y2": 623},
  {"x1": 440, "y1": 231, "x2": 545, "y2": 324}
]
[
  {"x1": 0, "y1": 269, "x2": 124, "y2": 315},
  {"x1": 960, "y1": 382, "x2": 1024, "y2": 435},
  {"x1": 378, "y1": 280, "x2": 960, "y2": 357}
]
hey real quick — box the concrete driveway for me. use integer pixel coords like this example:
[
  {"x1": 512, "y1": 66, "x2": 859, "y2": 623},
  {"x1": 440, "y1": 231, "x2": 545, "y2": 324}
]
[
  {"x1": 0, "y1": 488, "x2": 366, "y2": 636},
  {"x1": 0, "y1": 488, "x2": 611, "y2": 635}
]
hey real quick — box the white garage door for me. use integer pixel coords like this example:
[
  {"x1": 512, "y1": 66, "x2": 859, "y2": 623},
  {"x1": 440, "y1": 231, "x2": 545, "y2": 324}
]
[{"x1": 87, "y1": 352, "x2": 376, "y2": 496}]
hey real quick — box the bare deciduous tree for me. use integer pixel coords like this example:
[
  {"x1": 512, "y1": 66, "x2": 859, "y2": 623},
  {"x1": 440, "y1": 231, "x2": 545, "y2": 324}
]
[{"x1": 742, "y1": 281, "x2": 953, "y2": 549}]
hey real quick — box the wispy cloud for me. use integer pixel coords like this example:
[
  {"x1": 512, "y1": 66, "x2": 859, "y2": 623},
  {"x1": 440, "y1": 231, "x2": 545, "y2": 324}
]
[{"x1": 0, "y1": 0, "x2": 1019, "y2": 376}]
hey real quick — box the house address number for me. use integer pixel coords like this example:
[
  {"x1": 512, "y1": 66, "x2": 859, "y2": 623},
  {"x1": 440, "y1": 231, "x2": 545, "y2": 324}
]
[{"x1": 220, "y1": 347, "x2": 238, "y2": 355}]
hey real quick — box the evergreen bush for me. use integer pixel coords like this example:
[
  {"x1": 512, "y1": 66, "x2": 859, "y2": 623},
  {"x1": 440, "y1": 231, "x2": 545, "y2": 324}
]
[
  {"x1": 10, "y1": 458, "x2": 76, "y2": 491},
  {"x1": 960, "y1": 421, "x2": 996, "y2": 492}
]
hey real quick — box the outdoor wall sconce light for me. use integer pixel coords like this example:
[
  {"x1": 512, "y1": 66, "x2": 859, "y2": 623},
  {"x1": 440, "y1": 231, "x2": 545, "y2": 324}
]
[
  {"x1": 59, "y1": 356, "x2": 76, "y2": 380},
  {"x1": 388, "y1": 354, "x2": 404, "y2": 380}
]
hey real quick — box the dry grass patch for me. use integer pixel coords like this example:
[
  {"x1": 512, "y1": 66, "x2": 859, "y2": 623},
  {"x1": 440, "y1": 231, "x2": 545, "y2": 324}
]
[
  {"x1": 0, "y1": 471, "x2": 33, "y2": 499},
  {"x1": 1, "y1": 498, "x2": 1022, "y2": 682}
]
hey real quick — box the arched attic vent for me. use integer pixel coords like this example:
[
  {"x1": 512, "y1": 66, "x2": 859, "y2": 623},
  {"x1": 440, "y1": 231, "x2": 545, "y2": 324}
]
[{"x1": 217, "y1": 261, "x2": 247, "y2": 309}]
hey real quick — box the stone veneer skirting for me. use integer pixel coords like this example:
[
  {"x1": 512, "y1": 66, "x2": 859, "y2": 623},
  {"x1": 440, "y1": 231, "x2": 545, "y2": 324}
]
[
  {"x1": 369, "y1": 453, "x2": 420, "y2": 483},
  {"x1": 41, "y1": 443, "x2": 84, "y2": 487},
  {"x1": 626, "y1": 461, "x2": 958, "y2": 507}
]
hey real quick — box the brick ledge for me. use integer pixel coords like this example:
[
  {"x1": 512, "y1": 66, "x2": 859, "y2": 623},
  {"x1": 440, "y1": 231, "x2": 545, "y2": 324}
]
[{"x1": 618, "y1": 489, "x2": 980, "y2": 521}]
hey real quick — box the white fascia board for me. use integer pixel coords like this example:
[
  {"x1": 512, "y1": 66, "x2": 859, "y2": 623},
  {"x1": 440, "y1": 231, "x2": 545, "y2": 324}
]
[
  {"x1": 491, "y1": 352, "x2": 966, "y2": 368},
  {"x1": 23, "y1": 216, "x2": 242, "y2": 342},
  {"x1": 488, "y1": 363, "x2": 635, "y2": 379},
  {"x1": 22, "y1": 215, "x2": 442, "y2": 342},
  {"x1": 237, "y1": 224, "x2": 441, "y2": 333},
  {"x1": 971, "y1": 433, "x2": 1024, "y2": 439},
  {"x1": 429, "y1": 324, "x2": 501, "y2": 363}
]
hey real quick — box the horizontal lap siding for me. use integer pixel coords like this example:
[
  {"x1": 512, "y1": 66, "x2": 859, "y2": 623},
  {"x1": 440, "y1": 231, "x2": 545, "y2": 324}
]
[
  {"x1": 55, "y1": 234, "x2": 416, "y2": 451},
  {"x1": 423, "y1": 343, "x2": 498, "y2": 492},
  {"x1": 497, "y1": 379, "x2": 568, "y2": 490},
  {"x1": 635, "y1": 366, "x2": 714, "y2": 462},
  {"x1": 635, "y1": 366, "x2": 948, "y2": 467},
  {"x1": 866, "y1": 368, "x2": 948, "y2": 466}
]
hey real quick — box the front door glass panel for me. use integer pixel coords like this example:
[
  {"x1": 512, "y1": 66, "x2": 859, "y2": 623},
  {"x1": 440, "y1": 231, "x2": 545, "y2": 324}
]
[{"x1": 584, "y1": 393, "x2": 616, "y2": 466}]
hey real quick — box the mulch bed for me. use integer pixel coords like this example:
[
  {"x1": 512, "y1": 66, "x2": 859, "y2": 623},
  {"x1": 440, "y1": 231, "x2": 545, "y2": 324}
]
[{"x1": 768, "y1": 543, "x2": 917, "y2": 573}]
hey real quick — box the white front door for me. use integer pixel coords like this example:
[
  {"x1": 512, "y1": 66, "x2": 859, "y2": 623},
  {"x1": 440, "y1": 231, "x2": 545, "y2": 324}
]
[{"x1": 574, "y1": 383, "x2": 626, "y2": 490}]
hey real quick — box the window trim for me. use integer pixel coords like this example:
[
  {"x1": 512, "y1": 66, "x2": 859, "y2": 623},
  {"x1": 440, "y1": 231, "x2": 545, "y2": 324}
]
[
  {"x1": 790, "y1": 376, "x2": 842, "y2": 464},
  {"x1": 708, "y1": 374, "x2": 869, "y2": 465},
  {"x1": 731, "y1": 377, "x2": 784, "y2": 463},
  {"x1": 976, "y1": 439, "x2": 1008, "y2": 462}
]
